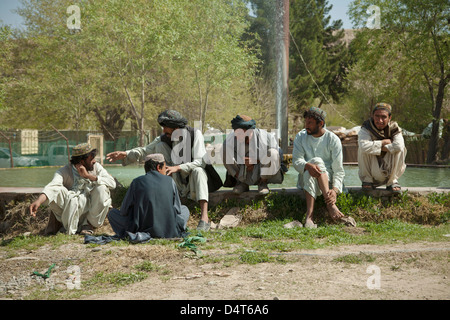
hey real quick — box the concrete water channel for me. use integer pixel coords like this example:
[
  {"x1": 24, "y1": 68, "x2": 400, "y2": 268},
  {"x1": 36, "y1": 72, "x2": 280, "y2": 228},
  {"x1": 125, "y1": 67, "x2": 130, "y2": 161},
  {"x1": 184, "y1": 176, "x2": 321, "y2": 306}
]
[{"x1": 0, "y1": 164, "x2": 449, "y2": 189}]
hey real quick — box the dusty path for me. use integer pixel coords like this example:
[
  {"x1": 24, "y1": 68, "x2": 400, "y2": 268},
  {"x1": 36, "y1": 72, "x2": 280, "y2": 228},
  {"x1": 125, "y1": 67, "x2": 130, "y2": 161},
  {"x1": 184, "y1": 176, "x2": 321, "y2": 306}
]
[{"x1": 86, "y1": 241, "x2": 449, "y2": 300}]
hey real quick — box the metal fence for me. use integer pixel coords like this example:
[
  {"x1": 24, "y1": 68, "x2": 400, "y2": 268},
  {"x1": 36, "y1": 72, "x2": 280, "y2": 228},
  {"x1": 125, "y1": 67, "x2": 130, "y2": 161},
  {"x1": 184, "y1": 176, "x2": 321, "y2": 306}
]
[{"x1": 0, "y1": 129, "x2": 139, "y2": 168}]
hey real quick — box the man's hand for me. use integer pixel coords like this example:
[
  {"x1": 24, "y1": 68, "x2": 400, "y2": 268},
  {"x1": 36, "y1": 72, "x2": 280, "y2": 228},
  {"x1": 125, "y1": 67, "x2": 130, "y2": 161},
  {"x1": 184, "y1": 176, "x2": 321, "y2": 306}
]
[
  {"x1": 29, "y1": 194, "x2": 48, "y2": 217},
  {"x1": 325, "y1": 188, "x2": 337, "y2": 206},
  {"x1": 166, "y1": 165, "x2": 181, "y2": 176},
  {"x1": 244, "y1": 157, "x2": 256, "y2": 172},
  {"x1": 381, "y1": 139, "x2": 392, "y2": 152},
  {"x1": 106, "y1": 151, "x2": 127, "y2": 163},
  {"x1": 75, "y1": 164, "x2": 97, "y2": 181},
  {"x1": 305, "y1": 162, "x2": 322, "y2": 178}
]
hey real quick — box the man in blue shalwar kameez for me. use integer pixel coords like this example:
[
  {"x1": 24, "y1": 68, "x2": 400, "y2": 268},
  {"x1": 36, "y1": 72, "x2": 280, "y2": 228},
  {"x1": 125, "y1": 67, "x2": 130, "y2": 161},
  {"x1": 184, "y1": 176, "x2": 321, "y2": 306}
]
[{"x1": 108, "y1": 154, "x2": 190, "y2": 239}]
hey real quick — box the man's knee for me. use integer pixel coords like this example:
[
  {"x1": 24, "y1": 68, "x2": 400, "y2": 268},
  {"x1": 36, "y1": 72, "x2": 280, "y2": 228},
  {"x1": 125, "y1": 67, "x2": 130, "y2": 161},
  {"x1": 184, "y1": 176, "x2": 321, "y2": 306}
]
[
  {"x1": 90, "y1": 184, "x2": 111, "y2": 200},
  {"x1": 309, "y1": 157, "x2": 325, "y2": 167},
  {"x1": 191, "y1": 167, "x2": 207, "y2": 180}
]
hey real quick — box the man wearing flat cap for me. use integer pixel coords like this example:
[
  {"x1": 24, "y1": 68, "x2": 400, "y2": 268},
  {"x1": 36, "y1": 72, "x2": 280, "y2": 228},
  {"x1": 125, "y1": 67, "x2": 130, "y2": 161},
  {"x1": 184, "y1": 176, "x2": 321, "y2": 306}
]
[
  {"x1": 106, "y1": 110, "x2": 212, "y2": 231},
  {"x1": 222, "y1": 114, "x2": 285, "y2": 194},
  {"x1": 29, "y1": 143, "x2": 116, "y2": 235},
  {"x1": 292, "y1": 107, "x2": 355, "y2": 228},
  {"x1": 107, "y1": 153, "x2": 190, "y2": 239},
  {"x1": 358, "y1": 102, "x2": 407, "y2": 192}
]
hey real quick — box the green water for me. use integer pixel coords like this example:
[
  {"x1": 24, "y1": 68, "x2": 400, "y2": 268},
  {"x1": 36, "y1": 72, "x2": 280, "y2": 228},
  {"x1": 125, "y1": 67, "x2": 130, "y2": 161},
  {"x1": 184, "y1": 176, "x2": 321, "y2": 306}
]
[{"x1": 0, "y1": 164, "x2": 448, "y2": 189}]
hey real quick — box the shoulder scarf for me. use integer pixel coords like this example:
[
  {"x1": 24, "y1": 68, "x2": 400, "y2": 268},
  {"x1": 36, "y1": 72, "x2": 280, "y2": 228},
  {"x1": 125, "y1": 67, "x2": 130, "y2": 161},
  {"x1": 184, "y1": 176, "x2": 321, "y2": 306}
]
[{"x1": 362, "y1": 119, "x2": 401, "y2": 141}]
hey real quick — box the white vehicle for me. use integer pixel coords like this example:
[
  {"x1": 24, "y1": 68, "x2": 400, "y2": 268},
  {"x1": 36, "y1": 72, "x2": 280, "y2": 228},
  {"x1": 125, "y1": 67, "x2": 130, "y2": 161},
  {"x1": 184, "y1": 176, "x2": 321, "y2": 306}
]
[
  {"x1": 47, "y1": 145, "x2": 74, "y2": 166},
  {"x1": 0, "y1": 147, "x2": 41, "y2": 168}
]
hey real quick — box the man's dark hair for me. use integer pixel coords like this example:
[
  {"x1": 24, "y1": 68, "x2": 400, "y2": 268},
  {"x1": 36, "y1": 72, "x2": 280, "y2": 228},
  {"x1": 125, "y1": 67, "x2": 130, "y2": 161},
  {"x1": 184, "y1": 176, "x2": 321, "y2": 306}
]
[
  {"x1": 70, "y1": 149, "x2": 97, "y2": 165},
  {"x1": 144, "y1": 159, "x2": 165, "y2": 173},
  {"x1": 303, "y1": 110, "x2": 325, "y2": 125}
]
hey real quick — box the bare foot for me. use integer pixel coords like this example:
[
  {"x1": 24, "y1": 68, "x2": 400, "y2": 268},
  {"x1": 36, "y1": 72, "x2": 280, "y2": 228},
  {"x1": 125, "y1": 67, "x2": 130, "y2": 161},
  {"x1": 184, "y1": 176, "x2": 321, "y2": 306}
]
[{"x1": 327, "y1": 205, "x2": 344, "y2": 221}]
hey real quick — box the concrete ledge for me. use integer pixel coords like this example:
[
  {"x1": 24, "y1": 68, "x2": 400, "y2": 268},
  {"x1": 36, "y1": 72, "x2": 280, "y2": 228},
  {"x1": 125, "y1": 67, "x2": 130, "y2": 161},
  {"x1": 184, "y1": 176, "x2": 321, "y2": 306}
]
[
  {"x1": 207, "y1": 186, "x2": 450, "y2": 207},
  {"x1": 0, "y1": 186, "x2": 448, "y2": 210}
]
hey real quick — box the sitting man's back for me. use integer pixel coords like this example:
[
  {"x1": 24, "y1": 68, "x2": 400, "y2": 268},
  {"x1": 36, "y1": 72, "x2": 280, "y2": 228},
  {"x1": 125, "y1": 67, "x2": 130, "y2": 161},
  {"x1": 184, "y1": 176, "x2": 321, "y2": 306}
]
[{"x1": 108, "y1": 154, "x2": 189, "y2": 239}]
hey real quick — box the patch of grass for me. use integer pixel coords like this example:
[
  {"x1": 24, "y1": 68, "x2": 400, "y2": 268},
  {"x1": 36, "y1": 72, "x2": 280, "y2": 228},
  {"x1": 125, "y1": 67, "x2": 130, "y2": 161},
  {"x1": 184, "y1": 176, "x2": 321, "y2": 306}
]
[
  {"x1": 1, "y1": 233, "x2": 78, "y2": 251},
  {"x1": 85, "y1": 271, "x2": 148, "y2": 288},
  {"x1": 134, "y1": 261, "x2": 170, "y2": 275},
  {"x1": 239, "y1": 251, "x2": 272, "y2": 264},
  {"x1": 333, "y1": 253, "x2": 376, "y2": 264}
]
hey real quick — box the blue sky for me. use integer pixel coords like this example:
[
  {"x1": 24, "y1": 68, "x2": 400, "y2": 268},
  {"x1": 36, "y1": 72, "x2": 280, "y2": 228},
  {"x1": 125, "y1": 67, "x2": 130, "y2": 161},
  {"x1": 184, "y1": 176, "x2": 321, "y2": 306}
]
[{"x1": 0, "y1": 0, "x2": 354, "y2": 29}]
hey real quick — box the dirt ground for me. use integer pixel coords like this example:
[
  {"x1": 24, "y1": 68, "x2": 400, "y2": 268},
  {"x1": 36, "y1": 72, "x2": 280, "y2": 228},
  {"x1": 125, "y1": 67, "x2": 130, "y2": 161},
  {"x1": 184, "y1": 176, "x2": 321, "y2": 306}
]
[
  {"x1": 1, "y1": 233, "x2": 448, "y2": 300},
  {"x1": 0, "y1": 196, "x2": 449, "y2": 301}
]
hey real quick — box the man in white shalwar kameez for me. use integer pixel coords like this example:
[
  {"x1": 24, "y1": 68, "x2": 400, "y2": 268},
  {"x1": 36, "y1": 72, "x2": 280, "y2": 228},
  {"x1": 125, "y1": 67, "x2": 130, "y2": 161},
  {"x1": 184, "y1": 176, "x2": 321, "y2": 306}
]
[
  {"x1": 293, "y1": 107, "x2": 356, "y2": 228},
  {"x1": 106, "y1": 110, "x2": 212, "y2": 231},
  {"x1": 29, "y1": 143, "x2": 116, "y2": 235},
  {"x1": 358, "y1": 103, "x2": 406, "y2": 192},
  {"x1": 222, "y1": 114, "x2": 285, "y2": 195}
]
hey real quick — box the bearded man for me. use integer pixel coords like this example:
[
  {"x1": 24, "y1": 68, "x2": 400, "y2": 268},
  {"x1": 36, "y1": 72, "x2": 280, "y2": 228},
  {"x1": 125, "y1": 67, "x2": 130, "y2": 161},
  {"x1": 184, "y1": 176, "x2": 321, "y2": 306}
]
[
  {"x1": 29, "y1": 143, "x2": 116, "y2": 235},
  {"x1": 358, "y1": 103, "x2": 407, "y2": 192},
  {"x1": 106, "y1": 110, "x2": 212, "y2": 231},
  {"x1": 292, "y1": 107, "x2": 356, "y2": 228},
  {"x1": 222, "y1": 114, "x2": 286, "y2": 195}
]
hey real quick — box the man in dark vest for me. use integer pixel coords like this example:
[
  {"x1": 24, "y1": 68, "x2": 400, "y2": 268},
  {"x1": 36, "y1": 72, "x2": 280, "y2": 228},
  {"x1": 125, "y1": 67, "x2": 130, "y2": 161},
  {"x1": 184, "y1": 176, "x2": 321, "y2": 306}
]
[
  {"x1": 358, "y1": 103, "x2": 407, "y2": 192},
  {"x1": 107, "y1": 154, "x2": 190, "y2": 238},
  {"x1": 106, "y1": 110, "x2": 212, "y2": 231}
]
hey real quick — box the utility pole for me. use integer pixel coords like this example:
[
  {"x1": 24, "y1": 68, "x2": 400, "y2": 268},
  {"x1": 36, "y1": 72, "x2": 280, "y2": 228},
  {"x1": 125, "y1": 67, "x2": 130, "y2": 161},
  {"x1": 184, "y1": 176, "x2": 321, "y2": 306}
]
[{"x1": 275, "y1": 0, "x2": 290, "y2": 153}]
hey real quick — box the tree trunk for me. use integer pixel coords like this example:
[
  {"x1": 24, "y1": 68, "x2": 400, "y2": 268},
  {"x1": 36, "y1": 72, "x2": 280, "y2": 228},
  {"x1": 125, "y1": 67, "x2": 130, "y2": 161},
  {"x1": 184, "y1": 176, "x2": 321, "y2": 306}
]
[
  {"x1": 426, "y1": 78, "x2": 446, "y2": 164},
  {"x1": 201, "y1": 90, "x2": 209, "y2": 133}
]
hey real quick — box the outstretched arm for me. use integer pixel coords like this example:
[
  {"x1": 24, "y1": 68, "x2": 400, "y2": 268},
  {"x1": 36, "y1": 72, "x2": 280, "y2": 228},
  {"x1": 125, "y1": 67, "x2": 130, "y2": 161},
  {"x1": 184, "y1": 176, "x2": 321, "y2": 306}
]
[{"x1": 29, "y1": 193, "x2": 48, "y2": 217}]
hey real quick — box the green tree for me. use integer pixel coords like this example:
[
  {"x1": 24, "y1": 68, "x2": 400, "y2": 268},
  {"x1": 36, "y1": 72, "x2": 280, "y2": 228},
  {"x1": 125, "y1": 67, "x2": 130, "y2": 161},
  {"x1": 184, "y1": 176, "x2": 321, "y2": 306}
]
[
  {"x1": 1, "y1": 0, "x2": 260, "y2": 142},
  {"x1": 289, "y1": 0, "x2": 349, "y2": 111},
  {"x1": 0, "y1": 24, "x2": 12, "y2": 117},
  {"x1": 174, "y1": 0, "x2": 259, "y2": 132},
  {"x1": 245, "y1": 0, "x2": 277, "y2": 77},
  {"x1": 348, "y1": 0, "x2": 449, "y2": 163}
]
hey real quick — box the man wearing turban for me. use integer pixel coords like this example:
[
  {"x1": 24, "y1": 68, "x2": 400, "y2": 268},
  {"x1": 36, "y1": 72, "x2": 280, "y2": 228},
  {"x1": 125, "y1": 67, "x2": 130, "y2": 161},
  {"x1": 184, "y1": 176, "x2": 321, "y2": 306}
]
[
  {"x1": 222, "y1": 115, "x2": 285, "y2": 194},
  {"x1": 106, "y1": 110, "x2": 212, "y2": 231},
  {"x1": 358, "y1": 103, "x2": 407, "y2": 192}
]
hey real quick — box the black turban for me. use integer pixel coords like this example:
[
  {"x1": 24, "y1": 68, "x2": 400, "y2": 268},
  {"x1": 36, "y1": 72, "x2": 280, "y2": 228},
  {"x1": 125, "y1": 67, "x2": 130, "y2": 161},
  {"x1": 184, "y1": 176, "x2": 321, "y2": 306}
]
[
  {"x1": 157, "y1": 110, "x2": 188, "y2": 128},
  {"x1": 231, "y1": 115, "x2": 256, "y2": 130}
]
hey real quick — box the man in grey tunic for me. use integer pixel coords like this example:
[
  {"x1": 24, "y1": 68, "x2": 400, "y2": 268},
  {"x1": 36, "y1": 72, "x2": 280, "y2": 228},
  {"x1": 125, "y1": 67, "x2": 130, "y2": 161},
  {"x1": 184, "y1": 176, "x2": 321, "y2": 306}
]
[
  {"x1": 107, "y1": 154, "x2": 189, "y2": 239},
  {"x1": 29, "y1": 143, "x2": 116, "y2": 235},
  {"x1": 106, "y1": 110, "x2": 211, "y2": 231},
  {"x1": 222, "y1": 115, "x2": 285, "y2": 194}
]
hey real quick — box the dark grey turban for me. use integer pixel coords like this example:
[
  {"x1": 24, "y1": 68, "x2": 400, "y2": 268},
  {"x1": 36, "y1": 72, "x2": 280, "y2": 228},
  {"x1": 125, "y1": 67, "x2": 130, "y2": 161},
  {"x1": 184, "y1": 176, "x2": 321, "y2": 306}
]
[
  {"x1": 157, "y1": 110, "x2": 188, "y2": 128},
  {"x1": 231, "y1": 114, "x2": 256, "y2": 130}
]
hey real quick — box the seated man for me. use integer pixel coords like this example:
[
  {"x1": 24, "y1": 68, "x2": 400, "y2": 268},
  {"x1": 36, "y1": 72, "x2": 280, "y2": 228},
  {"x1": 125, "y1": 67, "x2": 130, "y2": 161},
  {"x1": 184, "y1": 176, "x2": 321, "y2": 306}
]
[
  {"x1": 106, "y1": 110, "x2": 211, "y2": 231},
  {"x1": 29, "y1": 143, "x2": 116, "y2": 235},
  {"x1": 222, "y1": 114, "x2": 285, "y2": 195},
  {"x1": 358, "y1": 103, "x2": 407, "y2": 192},
  {"x1": 292, "y1": 107, "x2": 356, "y2": 228},
  {"x1": 107, "y1": 154, "x2": 190, "y2": 239}
]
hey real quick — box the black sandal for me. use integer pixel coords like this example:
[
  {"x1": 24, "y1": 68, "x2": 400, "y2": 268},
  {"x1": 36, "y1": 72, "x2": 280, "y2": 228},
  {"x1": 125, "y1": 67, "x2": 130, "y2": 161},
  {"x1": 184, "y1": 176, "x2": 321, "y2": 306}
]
[
  {"x1": 387, "y1": 183, "x2": 401, "y2": 193},
  {"x1": 362, "y1": 182, "x2": 375, "y2": 190}
]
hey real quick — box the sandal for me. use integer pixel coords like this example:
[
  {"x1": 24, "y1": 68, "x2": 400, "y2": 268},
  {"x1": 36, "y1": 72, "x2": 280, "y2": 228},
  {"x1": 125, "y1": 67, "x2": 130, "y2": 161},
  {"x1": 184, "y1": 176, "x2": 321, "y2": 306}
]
[
  {"x1": 339, "y1": 216, "x2": 357, "y2": 227},
  {"x1": 362, "y1": 182, "x2": 375, "y2": 190},
  {"x1": 80, "y1": 224, "x2": 94, "y2": 235},
  {"x1": 386, "y1": 183, "x2": 401, "y2": 193}
]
